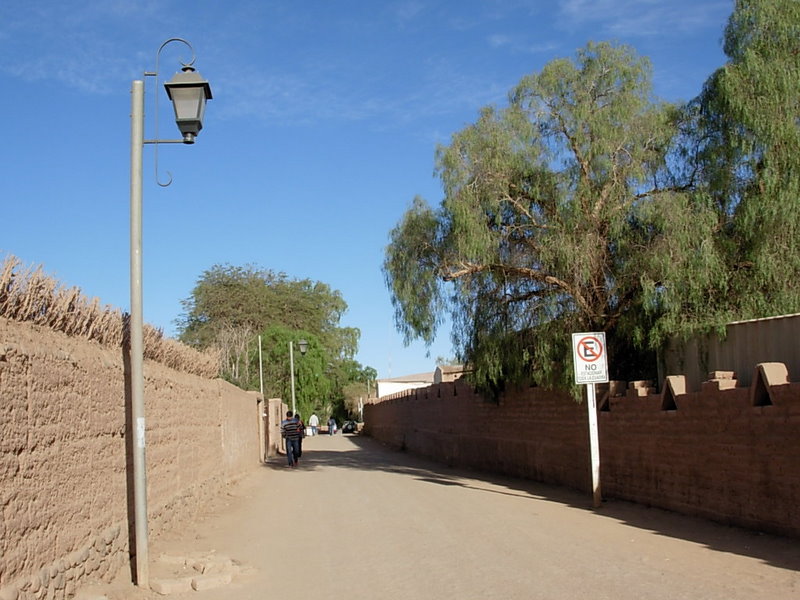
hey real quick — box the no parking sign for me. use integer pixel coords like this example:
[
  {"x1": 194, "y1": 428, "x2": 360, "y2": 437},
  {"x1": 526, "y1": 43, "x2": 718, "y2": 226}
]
[{"x1": 572, "y1": 332, "x2": 609, "y2": 384}]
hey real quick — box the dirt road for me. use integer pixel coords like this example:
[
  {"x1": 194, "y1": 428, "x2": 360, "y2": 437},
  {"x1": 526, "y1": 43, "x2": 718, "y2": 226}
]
[{"x1": 85, "y1": 432, "x2": 799, "y2": 599}]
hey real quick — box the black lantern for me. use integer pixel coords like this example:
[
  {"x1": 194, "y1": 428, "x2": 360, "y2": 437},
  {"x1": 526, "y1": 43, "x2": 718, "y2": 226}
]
[
  {"x1": 298, "y1": 339, "x2": 309, "y2": 355},
  {"x1": 164, "y1": 65, "x2": 213, "y2": 144}
]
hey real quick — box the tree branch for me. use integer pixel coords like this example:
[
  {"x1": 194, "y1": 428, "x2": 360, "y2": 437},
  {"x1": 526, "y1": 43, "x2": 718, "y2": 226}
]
[{"x1": 441, "y1": 261, "x2": 595, "y2": 316}]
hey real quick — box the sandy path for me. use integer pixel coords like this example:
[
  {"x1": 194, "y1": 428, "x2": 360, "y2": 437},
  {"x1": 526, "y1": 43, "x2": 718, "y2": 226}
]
[{"x1": 86, "y1": 432, "x2": 800, "y2": 599}]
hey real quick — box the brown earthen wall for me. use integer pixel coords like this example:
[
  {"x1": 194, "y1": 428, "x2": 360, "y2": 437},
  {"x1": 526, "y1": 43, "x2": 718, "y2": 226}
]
[
  {"x1": 364, "y1": 379, "x2": 800, "y2": 538},
  {"x1": 0, "y1": 318, "x2": 260, "y2": 599},
  {"x1": 265, "y1": 398, "x2": 286, "y2": 458}
]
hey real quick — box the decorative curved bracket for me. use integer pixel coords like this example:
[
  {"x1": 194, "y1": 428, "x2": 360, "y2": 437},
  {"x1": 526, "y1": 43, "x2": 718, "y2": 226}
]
[{"x1": 144, "y1": 38, "x2": 198, "y2": 187}]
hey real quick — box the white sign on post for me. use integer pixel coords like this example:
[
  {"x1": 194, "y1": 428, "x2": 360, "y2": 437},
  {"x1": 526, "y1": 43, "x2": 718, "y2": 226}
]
[
  {"x1": 572, "y1": 332, "x2": 608, "y2": 508},
  {"x1": 572, "y1": 332, "x2": 609, "y2": 384}
]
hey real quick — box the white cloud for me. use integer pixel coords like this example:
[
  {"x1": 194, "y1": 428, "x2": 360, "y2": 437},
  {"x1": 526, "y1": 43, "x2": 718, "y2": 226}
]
[
  {"x1": 487, "y1": 32, "x2": 560, "y2": 56},
  {"x1": 488, "y1": 33, "x2": 513, "y2": 48},
  {"x1": 0, "y1": 1, "x2": 174, "y2": 93},
  {"x1": 213, "y1": 51, "x2": 507, "y2": 131},
  {"x1": 557, "y1": 0, "x2": 730, "y2": 38},
  {"x1": 391, "y1": 0, "x2": 427, "y2": 26}
]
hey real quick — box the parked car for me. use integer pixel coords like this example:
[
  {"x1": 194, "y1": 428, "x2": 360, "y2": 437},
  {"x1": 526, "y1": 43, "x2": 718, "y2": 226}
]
[{"x1": 342, "y1": 420, "x2": 358, "y2": 434}]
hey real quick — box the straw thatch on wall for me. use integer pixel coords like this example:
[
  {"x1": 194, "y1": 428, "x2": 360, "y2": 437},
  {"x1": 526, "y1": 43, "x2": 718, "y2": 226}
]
[{"x1": 0, "y1": 254, "x2": 219, "y2": 378}]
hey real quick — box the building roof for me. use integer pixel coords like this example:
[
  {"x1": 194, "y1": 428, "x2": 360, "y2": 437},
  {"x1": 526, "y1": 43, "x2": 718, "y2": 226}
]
[
  {"x1": 436, "y1": 364, "x2": 465, "y2": 374},
  {"x1": 377, "y1": 371, "x2": 434, "y2": 384}
]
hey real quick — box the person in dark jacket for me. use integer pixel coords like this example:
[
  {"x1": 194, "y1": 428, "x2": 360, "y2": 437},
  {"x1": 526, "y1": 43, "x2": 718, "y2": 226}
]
[
  {"x1": 294, "y1": 412, "x2": 306, "y2": 459},
  {"x1": 281, "y1": 411, "x2": 303, "y2": 467}
]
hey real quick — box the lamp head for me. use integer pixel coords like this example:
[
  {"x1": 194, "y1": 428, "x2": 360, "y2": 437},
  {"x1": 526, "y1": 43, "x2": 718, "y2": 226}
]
[
  {"x1": 298, "y1": 339, "x2": 309, "y2": 355},
  {"x1": 164, "y1": 65, "x2": 213, "y2": 144}
]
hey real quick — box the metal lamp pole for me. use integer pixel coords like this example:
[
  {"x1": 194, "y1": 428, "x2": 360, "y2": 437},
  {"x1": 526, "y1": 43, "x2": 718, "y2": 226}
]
[
  {"x1": 289, "y1": 339, "x2": 308, "y2": 416},
  {"x1": 129, "y1": 38, "x2": 211, "y2": 589},
  {"x1": 129, "y1": 77, "x2": 148, "y2": 589},
  {"x1": 289, "y1": 341, "x2": 297, "y2": 415},
  {"x1": 258, "y1": 335, "x2": 266, "y2": 462}
]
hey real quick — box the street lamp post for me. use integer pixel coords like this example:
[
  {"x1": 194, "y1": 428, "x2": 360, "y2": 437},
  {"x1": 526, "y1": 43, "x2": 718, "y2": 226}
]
[
  {"x1": 289, "y1": 339, "x2": 308, "y2": 415},
  {"x1": 129, "y1": 38, "x2": 212, "y2": 589}
]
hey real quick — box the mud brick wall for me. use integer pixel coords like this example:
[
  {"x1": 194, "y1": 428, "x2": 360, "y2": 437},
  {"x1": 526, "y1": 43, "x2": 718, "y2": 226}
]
[
  {"x1": 0, "y1": 318, "x2": 260, "y2": 600},
  {"x1": 366, "y1": 383, "x2": 590, "y2": 490},
  {"x1": 599, "y1": 382, "x2": 800, "y2": 536},
  {"x1": 365, "y1": 378, "x2": 800, "y2": 538}
]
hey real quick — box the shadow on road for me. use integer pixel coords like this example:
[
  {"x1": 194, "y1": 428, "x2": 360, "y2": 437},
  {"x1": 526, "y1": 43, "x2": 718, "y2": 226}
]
[{"x1": 263, "y1": 432, "x2": 800, "y2": 573}]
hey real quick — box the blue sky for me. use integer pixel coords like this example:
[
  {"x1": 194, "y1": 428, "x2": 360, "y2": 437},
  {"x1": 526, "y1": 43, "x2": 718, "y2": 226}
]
[{"x1": 0, "y1": 0, "x2": 731, "y2": 379}]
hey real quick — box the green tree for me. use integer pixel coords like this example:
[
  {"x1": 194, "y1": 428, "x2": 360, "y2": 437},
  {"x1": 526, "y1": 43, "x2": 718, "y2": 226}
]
[
  {"x1": 251, "y1": 326, "x2": 335, "y2": 419},
  {"x1": 435, "y1": 356, "x2": 460, "y2": 367},
  {"x1": 385, "y1": 42, "x2": 716, "y2": 394},
  {"x1": 340, "y1": 364, "x2": 377, "y2": 419},
  {"x1": 178, "y1": 264, "x2": 358, "y2": 356},
  {"x1": 689, "y1": 0, "x2": 800, "y2": 321},
  {"x1": 177, "y1": 263, "x2": 371, "y2": 397}
]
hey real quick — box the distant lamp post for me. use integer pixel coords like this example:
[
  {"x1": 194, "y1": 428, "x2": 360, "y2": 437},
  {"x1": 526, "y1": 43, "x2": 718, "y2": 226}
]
[
  {"x1": 289, "y1": 339, "x2": 309, "y2": 415},
  {"x1": 129, "y1": 38, "x2": 212, "y2": 590}
]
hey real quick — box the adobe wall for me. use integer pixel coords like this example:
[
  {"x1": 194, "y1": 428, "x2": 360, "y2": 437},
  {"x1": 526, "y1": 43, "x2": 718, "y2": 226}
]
[
  {"x1": 364, "y1": 375, "x2": 800, "y2": 539},
  {"x1": 0, "y1": 318, "x2": 261, "y2": 600},
  {"x1": 266, "y1": 398, "x2": 287, "y2": 458}
]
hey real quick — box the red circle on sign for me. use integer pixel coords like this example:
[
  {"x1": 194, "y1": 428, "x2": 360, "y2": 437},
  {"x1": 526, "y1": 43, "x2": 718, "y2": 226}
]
[{"x1": 577, "y1": 336, "x2": 603, "y2": 362}]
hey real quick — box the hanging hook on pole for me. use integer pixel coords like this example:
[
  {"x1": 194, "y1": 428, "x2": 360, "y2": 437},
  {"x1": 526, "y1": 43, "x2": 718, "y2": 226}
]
[{"x1": 144, "y1": 38, "x2": 197, "y2": 187}]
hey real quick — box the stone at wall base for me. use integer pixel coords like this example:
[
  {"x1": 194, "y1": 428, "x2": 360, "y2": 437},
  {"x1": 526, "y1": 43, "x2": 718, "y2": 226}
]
[
  {"x1": 191, "y1": 573, "x2": 232, "y2": 591},
  {"x1": 149, "y1": 577, "x2": 194, "y2": 595},
  {"x1": 0, "y1": 585, "x2": 19, "y2": 600}
]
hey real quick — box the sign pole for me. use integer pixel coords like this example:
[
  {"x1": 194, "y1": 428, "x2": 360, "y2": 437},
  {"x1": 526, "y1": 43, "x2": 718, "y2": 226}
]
[
  {"x1": 572, "y1": 332, "x2": 607, "y2": 509},
  {"x1": 586, "y1": 382, "x2": 602, "y2": 507}
]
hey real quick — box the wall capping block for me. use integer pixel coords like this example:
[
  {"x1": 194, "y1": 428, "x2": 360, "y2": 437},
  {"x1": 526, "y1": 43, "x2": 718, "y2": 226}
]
[
  {"x1": 626, "y1": 380, "x2": 655, "y2": 398},
  {"x1": 708, "y1": 370, "x2": 736, "y2": 380},
  {"x1": 597, "y1": 381, "x2": 626, "y2": 412},
  {"x1": 701, "y1": 370, "x2": 738, "y2": 393},
  {"x1": 661, "y1": 375, "x2": 685, "y2": 411},
  {"x1": 750, "y1": 362, "x2": 789, "y2": 407}
]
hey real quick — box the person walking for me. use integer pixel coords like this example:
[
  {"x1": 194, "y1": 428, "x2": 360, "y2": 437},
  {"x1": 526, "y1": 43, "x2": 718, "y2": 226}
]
[
  {"x1": 295, "y1": 412, "x2": 305, "y2": 459},
  {"x1": 328, "y1": 416, "x2": 336, "y2": 436},
  {"x1": 308, "y1": 412, "x2": 320, "y2": 436},
  {"x1": 280, "y1": 410, "x2": 303, "y2": 468}
]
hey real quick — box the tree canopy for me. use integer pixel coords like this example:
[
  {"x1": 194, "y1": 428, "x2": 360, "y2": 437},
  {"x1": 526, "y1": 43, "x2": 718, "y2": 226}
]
[
  {"x1": 387, "y1": 2, "x2": 800, "y2": 396},
  {"x1": 178, "y1": 264, "x2": 357, "y2": 358},
  {"x1": 689, "y1": 0, "x2": 800, "y2": 320},
  {"x1": 384, "y1": 41, "x2": 734, "y2": 394},
  {"x1": 177, "y1": 263, "x2": 373, "y2": 418}
]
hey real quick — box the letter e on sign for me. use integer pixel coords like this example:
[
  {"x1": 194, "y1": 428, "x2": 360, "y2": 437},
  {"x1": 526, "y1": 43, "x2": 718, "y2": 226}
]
[{"x1": 572, "y1": 332, "x2": 609, "y2": 384}]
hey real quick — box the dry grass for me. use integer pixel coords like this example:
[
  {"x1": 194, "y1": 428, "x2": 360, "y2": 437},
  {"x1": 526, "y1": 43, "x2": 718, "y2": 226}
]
[{"x1": 0, "y1": 254, "x2": 220, "y2": 378}]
